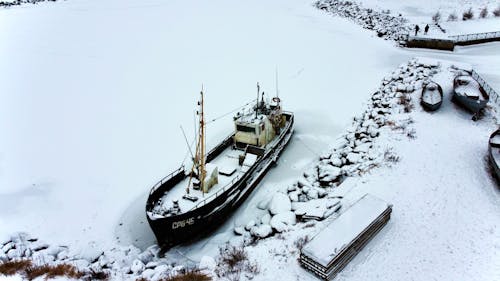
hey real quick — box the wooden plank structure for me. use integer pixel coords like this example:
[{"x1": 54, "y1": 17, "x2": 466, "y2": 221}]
[{"x1": 300, "y1": 194, "x2": 392, "y2": 280}]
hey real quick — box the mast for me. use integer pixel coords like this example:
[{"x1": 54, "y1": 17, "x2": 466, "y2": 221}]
[{"x1": 198, "y1": 89, "x2": 207, "y2": 193}]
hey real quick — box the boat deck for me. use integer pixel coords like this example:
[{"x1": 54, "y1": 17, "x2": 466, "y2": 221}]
[
  {"x1": 152, "y1": 146, "x2": 253, "y2": 217},
  {"x1": 422, "y1": 89, "x2": 441, "y2": 105},
  {"x1": 455, "y1": 76, "x2": 485, "y2": 100}
]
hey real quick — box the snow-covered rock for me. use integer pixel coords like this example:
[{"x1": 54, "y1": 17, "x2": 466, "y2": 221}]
[
  {"x1": 347, "y1": 152, "x2": 361, "y2": 164},
  {"x1": 250, "y1": 224, "x2": 273, "y2": 238},
  {"x1": 288, "y1": 191, "x2": 299, "y2": 202},
  {"x1": 270, "y1": 212, "x2": 297, "y2": 233},
  {"x1": 138, "y1": 250, "x2": 155, "y2": 265},
  {"x1": 245, "y1": 220, "x2": 256, "y2": 231},
  {"x1": 234, "y1": 226, "x2": 246, "y2": 236},
  {"x1": 131, "y1": 259, "x2": 145, "y2": 274},
  {"x1": 199, "y1": 256, "x2": 217, "y2": 271},
  {"x1": 268, "y1": 193, "x2": 291, "y2": 215},
  {"x1": 141, "y1": 268, "x2": 156, "y2": 280},
  {"x1": 260, "y1": 213, "x2": 272, "y2": 225},
  {"x1": 256, "y1": 197, "x2": 271, "y2": 210}
]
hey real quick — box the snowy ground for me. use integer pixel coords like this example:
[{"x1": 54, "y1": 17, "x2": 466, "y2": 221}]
[
  {"x1": 1, "y1": 0, "x2": 499, "y2": 280},
  {"x1": 356, "y1": 0, "x2": 500, "y2": 37}
]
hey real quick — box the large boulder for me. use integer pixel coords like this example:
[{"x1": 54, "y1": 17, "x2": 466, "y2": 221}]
[{"x1": 270, "y1": 212, "x2": 297, "y2": 233}]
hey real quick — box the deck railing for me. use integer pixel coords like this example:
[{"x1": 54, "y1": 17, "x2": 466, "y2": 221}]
[
  {"x1": 189, "y1": 175, "x2": 242, "y2": 211},
  {"x1": 449, "y1": 31, "x2": 500, "y2": 43},
  {"x1": 471, "y1": 69, "x2": 500, "y2": 105},
  {"x1": 149, "y1": 165, "x2": 185, "y2": 195}
]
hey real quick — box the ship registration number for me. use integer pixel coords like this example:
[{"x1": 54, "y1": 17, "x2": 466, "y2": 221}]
[{"x1": 172, "y1": 217, "x2": 194, "y2": 229}]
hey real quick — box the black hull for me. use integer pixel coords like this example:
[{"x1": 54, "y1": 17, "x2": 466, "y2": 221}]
[
  {"x1": 452, "y1": 76, "x2": 489, "y2": 115},
  {"x1": 146, "y1": 112, "x2": 294, "y2": 247},
  {"x1": 452, "y1": 93, "x2": 488, "y2": 114},
  {"x1": 488, "y1": 129, "x2": 500, "y2": 183}
]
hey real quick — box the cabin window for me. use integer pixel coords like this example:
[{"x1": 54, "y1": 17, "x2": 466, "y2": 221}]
[{"x1": 237, "y1": 125, "x2": 256, "y2": 133}]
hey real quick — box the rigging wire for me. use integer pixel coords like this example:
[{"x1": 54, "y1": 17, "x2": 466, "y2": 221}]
[{"x1": 205, "y1": 98, "x2": 257, "y2": 125}]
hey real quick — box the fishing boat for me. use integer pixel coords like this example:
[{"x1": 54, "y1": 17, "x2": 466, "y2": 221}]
[
  {"x1": 146, "y1": 84, "x2": 294, "y2": 247},
  {"x1": 452, "y1": 74, "x2": 489, "y2": 120},
  {"x1": 488, "y1": 129, "x2": 500, "y2": 182},
  {"x1": 420, "y1": 81, "x2": 443, "y2": 111}
]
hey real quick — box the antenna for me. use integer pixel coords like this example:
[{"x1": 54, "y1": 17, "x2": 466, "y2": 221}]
[
  {"x1": 275, "y1": 67, "x2": 279, "y2": 98},
  {"x1": 256, "y1": 82, "x2": 260, "y2": 119}
]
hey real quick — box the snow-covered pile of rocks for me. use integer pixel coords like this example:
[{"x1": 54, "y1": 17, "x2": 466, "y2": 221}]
[
  {"x1": 0, "y1": 0, "x2": 59, "y2": 8},
  {"x1": 315, "y1": 0, "x2": 411, "y2": 44},
  {"x1": 0, "y1": 233, "x2": 187, "y2": 281},
  {"x1": 235, "y1": 57, "x2": 440, "y2": 241}
]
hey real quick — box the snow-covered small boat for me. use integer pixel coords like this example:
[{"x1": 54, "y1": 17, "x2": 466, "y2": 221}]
[
  {"x1": 146, "y1": 84, "x2": 294, "y2": 247},
  {"x1": 452, "y1": 75, "x2": 489, "y2": 120},
  {"x1": 420, "y1": 81, "x2": 443, "y2": 111},
  {"x1": 488, "y1": 129, "x2": 500, "y2": 182}
]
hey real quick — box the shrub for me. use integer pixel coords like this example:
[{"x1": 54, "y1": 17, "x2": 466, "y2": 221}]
[
  {"x1": 219, "y1": 246, "x2": 247, "y2": 269},
  {"x1": 432, "y1": 11, "x2": 441, "y2": 23},
  {"x1": 447, "y1": 12, "x2": 458, "y2": 21},
  {"x1": 216, "y1": 244, "x2": 258, "y2": 281},
  {"x1": 480, "y1": 7, "x2": 488, "y2": 18},
  {"x1": 294, "y1": 236, "x2": 310, "y2": 251},
  {"x1": 406, "y1": 128, "x2": 417, "y2": 139},
  {"x1": 0, "y1": 260, "x2": 32, "y2": 276},
  {"x1": 462, "y1": 8, "x2": 474, "y2": 20},
  {"x1": 493, "y1": 6, "x2": 500, "y2": 17},
  {"x1": 161, "y1": 269, "x2": 211, "y2": 281},
  {"x1": 384, "y1": 148, "x2": 400, "y2": 163},
  {"x1": 398, "y1": 94, "x2": 414, "y2": 113},
  {"x1": 87, "y1": 269, "x2": 109, "y2": 280}
]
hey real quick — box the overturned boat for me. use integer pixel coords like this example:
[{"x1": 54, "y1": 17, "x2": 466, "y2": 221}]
[
  {"x1": 420, "y1": 81, "x2": 443, "y2": 111},
  {"x1": 452, "y1": 75, "x2": 489, "y2": 120},
  {"x1": 488, "y1": 129, "x2": 500, "y2": 182},
  {"x1": 146, "y1": 84, "x2": 294, "y2": 247}
]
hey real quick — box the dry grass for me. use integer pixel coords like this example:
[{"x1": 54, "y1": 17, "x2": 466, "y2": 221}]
[
  {"x1": 219, "y1": 246, "x2": 247, "y2": 269},
  {"x1": 25, "y1": 264, "x2": 84, "y2": 280},
  {"x1": 0, "y1": 260, "x2": 32, "y2": 276},
  {"x1": 0, "y1": 260, "x2": 107, "y2": 281},
  {"x1": 294, "y1": 236, "x2": 310, "y2": 251},
  {"x1": 161, "y1": 270, "x2": 211, "y2": 281},
  {"x1": 384, "y1": 148, "x2": 400, "y2": 163},
  {"x1": 216, "y1": 244, "x2": 259, "y2": 281}
]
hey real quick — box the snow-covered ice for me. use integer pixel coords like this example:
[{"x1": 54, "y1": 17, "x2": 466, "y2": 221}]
[{"x1": 1, "y1": 0, "x2": 500, "y2": 281}]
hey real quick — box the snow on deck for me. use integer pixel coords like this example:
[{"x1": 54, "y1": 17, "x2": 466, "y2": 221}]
[
  {"x1": 302, "y1": 194, "x2": 390, "y2": 267},
  {"x1": 422, "y1": 84, "x2": 442, "y2": 105},
  {"x1": 454, "y1": 76, "x2": 484, "y2": 99},
  {"x1": 155, "y1": 147, "x2": 246, "y2": 216}
]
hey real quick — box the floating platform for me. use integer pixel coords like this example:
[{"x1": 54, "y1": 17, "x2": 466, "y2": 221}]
[{"x1": 300, "y1": 194, "x2": 392, "y2": 280}]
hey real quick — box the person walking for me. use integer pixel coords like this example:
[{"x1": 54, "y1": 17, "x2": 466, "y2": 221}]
[
  {"x1": 414, "y1": 24, "x2": 420, "y2": 36},
  {"x1": 424, "y1": 24, "x2": 429, "y2": 35}
]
